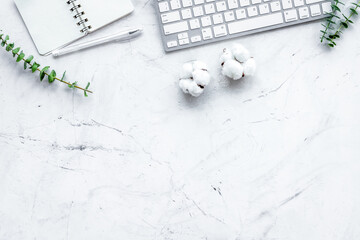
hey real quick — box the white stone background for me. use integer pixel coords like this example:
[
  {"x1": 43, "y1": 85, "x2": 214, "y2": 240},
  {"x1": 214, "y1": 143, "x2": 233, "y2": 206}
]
[{"x1": 1, "y1": 0, "x2": 360, "y2": 239}]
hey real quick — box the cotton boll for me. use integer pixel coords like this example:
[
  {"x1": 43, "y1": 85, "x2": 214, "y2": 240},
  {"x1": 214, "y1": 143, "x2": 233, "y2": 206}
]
[
  {"x1": 179, "y1": 78, "x2": 204, "y2": 97},
  {"x1": 192, "y1": 60, "x2": 208, "y2": 71},
  {"x1": 243, "y1": 58, "x2": 256, "y2": 76},
  {"x1": 181, "y1": 62, "x2": 194, "y2": 78},
  {"x1": 179, "y1": 60, "x2": 210, "y2": 97},
  {"x1": 222, "y1": 59, "x2": 244, "y2": 80},
  {"x1": 220, "y1": 48, "x2": 234, "y2": 64},
  {"x1": 232, "y1": 44, "x2": 250, "y2": 63},
  {"x1": 193, "y1": 69, "x2": 211, "y2": 86}
]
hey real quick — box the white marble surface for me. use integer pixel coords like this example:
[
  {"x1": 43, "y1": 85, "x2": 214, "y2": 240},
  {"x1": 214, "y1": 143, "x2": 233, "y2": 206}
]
[{"x1": 1, "y1": 0, "x2": 360, "y2": 239}]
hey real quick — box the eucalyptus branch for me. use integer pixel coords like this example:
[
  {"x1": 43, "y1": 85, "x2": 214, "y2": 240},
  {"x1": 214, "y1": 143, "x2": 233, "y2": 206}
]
[
  {"x1": 320, "y1": 0, "x2": 360, "y2": 47},
  {"x1": 0, "y1": 30, "x2": 92, "y2": 96},
  {"x1": 331, "y1": 0, "x2": 360, "y2": 39},
  {"x1": 320, "y1": 0, "x2": 343, "y2": 43}
]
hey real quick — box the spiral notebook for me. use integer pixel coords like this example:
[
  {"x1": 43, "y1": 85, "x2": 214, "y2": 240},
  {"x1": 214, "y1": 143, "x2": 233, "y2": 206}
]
[{"x1": 14, "y1": 0, "x2": 134, "y2": 55}]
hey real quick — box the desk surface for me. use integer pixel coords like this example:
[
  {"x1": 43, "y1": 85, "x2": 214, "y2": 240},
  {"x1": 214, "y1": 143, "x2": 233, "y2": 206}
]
[{"x1": 1, "y1": 0, "x2": 360, "y2": 239}]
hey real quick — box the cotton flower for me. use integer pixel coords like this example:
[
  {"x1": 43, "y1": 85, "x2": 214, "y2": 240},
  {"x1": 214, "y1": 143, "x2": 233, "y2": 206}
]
[
  {"x1": 179, "y1": 78, "x2": 204, "y2": 97},
  {"x1": 220, "y1": 43, "x2": 256, "y2": 80},
  {"x1": 232, "y1": 44, "x2": 250, "y2": 63},
  {"x1": 219, "y1": 48, "x2": 234, "y2": 64},
  {"x1": 243, "y1": 58, "x2": 256, "y2": 76},
  {"x1": 179, "y1": 61, "x2": 211, "y2": 97},
  {"x1": 222, "y1": 59, "x2": 244, "y2": 80}
]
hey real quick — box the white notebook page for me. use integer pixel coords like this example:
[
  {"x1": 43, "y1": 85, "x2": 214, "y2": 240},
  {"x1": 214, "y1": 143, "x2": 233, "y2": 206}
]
[{"x1": 15, "y1": 0, "x2": 84, "y2": 55}]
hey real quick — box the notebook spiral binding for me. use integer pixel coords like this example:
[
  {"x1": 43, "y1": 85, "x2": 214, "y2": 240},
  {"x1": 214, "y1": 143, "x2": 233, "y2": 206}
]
[{"x1": 66, "y1": 0, "x2": 92, "y2": 33}]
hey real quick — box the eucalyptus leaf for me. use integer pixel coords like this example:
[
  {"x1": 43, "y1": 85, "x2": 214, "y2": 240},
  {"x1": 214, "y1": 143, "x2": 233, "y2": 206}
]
[
  {"x1": 48, "y1": 70, "x2": 56, "y2": 83},
  {"x1": 68, "y1": 81, "x2": 77, "y2": 89},
  {"x1": 40, "y1": 66, "x2": 50, "y2": 81},
  {"x1": 31, "y1": 62, "x2": 40, "y2": 73},
  {"x1": 12, "y1": 47, "x2": 20, "y2": 57},
  {"x1": 61, "y1": 71, "x2": 66, "y2": 81},
  {"x1": 16, "y1": 51, "x2": 25, "y2": 62},
  {"x1": 24, "y1": 55, "x2": 34, "y2": 69},
  {"x1": 6, "y1": 43, "x2": 14, "y2": 51}
]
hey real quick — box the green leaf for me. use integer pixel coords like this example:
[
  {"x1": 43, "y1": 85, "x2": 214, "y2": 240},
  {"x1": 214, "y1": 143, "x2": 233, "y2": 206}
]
[
  {"x1": 12, "y1": 47, "x2": 20, "y2": 57},
  {"x1": 6, "y1": 43, "x2": 14, "y2": 51},
  {"x1": 16, "y1": 51, "x2": 25, "y2": 62},
  {"x1": 328, "y1": 43, "x2": 335, "y2": 47},
  {"x1": 25, "y1": 55, "x2": 34, "y2": 63},
  {"x1": 40, "y1": 66, "x2": 50, "y2": 81},
  {"x1": 1, "y1": 35, "x2": 9, "y2": 47},
  {"x1": 24, "y1": 55, "x2": 34, "y2": 69},
  {"x1": 350, "y1": 8, "x2": 358, "y2": 15},
  {"x1": 48, "y1": 70, "x2": 56, "y2": 83},
  {"x1": 31, "y1": 62, "x2": 40, "y2": 73},
  {"x1": 341, "y1": 21, "x2": 348, "y2": 28},
  {"x1": 84, "y1": 82, "x2": 90, "y2": 97},
  {"x1": 61, "y1": 71, "x2": 66, "y2": 81},
  {"x1": 352, "y1": 2, "x2": 360, "y2": 8},
  {"x1": 68, "y1": 81, "x2": 77, "y2": 89},
  {"x1": 331, "y1": 4, "x2": 341, "y2": 11}
]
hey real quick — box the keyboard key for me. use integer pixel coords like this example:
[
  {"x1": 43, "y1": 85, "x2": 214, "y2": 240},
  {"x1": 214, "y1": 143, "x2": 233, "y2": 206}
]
[
  {"x1": 213, "y1": 13, "x2": 224, "y2": 24},
  {"x1": 239, "y1": 0, "x2": 250, "y2": 6},
  {"x1": 204, "y1": 3, "x2": 216, "y2": 14},
  {"x1": 270, "y1": 1, "x2": 281, "y2": 11},
  {"x1": 170, "y1": 0, "x2": 181, "y2": 10},
  {"x1": 252, "y1": 0, "x2": 261, "y2": 4},
  {"x1": 163, "y1": 21, "x2": 189, "y2": 35},
  {"x1": 167, "y1": 40, "x2": 178, "y2": 48},
  {"x1": 247, "y1": 6, "x2": 258, "y2": 17},
  {"x1": 310, "y1": 4, "x2": 321, "y2": 16},
  {"x1": 179, "y1": 38, "x2": 190, "y2": 45},
  {"x1": 178, "y1": 32, "x2": 189, "y2": 39},
  {"x1": 259, "y1": 4, "x2": 270, "y2": 14},
  {"x1": 305, "y1": 0, "x2": 324, "y2": 4},
  {"x1": 228, "y1": 0, "x2": 239, "y2": 9},
  {"x1": 201, "y1": 16, "x2": 212, "y2": 26},
  {"x1": 202, "y1": 28, "x2": 213, "y2": 39},
  {"x1": 213, "y1": 24, "x2": 228, "y2": 37},
  {"x1": 322, "y1": 2, "x2": 332, "y2": 13},
  {"x1": 191, "y1": 35, "x2": 202, "y2": 42},
  {"x1": 161, "y1": 11, "x2": 181, "y2": 23},
  {"x1": 181, "y1": 8, "x2": 192, "y2": 19},
  {"x1": 193, "y1": 6, "x2": 204, "y2": 16},
  {"x1": 284, "y1": 9, "x2": 298, "y2": 21},
  {"x1": 189, "y1": 18, "x2": 201, "y2": 29},
  {"x1": 282, "y1": 0, "x2": 293, "y2": 9},
  {"x1": 159, "y1": 1, "x2": 170, "y2": 12},
  {"x1": 298, "y1": 6, "x2": 309, "y2": 18},
  {"x1": 194, "y1": 0, "x2": 205, "y2": 4},
  {"x1": 228, "y1": 12, "x2": 284, "y2": 34},
  {"x1": 224, "y1": 11, "x2": 236, "y2": 21},
  {"x1": 294, "y1": 0, "x2": 304, "y2": 7},
  {"x1": 216, "y1": 1, "x2": 227, "y2": 11},
  {"x1": 236, "y1": 8, "x2": 247, "y2": 18},
  {"x1": 182, "y1": 0, "x2": 193, "y2": 7}
]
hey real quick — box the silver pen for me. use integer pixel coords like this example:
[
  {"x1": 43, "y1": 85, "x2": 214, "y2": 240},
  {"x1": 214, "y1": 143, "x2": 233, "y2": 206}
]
[{"x1": 52, "y1": 27, "x2": 143, "y2": 57}]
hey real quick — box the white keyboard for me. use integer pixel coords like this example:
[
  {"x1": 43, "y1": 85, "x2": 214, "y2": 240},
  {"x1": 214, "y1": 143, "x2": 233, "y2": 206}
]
[{"x1": 155, "y1": 0, "x2": 332, "y2": 52}]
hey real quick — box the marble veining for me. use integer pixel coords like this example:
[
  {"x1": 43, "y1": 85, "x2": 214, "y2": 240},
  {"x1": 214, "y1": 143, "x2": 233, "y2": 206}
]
[{"x1": 1, "y1": 0, "x2": 360, "y2": 239}]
